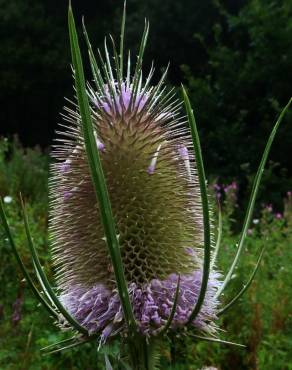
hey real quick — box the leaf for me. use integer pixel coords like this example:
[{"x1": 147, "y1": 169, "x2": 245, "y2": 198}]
[
  {"x1": 190, "y1": 334, "x2": 246, "y2": 348},
  {"x1": 68, "y1": 4, "x2": 136, "y2": 332},
  {"x1": 218, "y1": 245, "x2": 266, "y2": 316},
  {"x1": 41, "y1": 334, "x2": 97, "y2": 354},
  {"x1": 216, "y1": 97, "x2": 292, "y2": 298},
  {"x1": 82, "y1": 19, "x2": 104, "y2": 92},
  {"x1": 130, "y1": 20, "x2": 149, "y2": 107},
  {"x1": 159, "y1": 275, "x2": 180, "y2": 335},
  {"x1": 20, "y1": 195, "x2": 88, "y2": 334},
  {"x1": 42, "y1": 338, "x2": 92, "y2": 356},
  {"x1": 119, "y1": 1, "x2": 126, "y2": 80},
  {"x1": 182, "y1": 86, "x2": 211, "y2": 324},
  {"x1": 41, "y1": 337, "x2": 77, "y2": 352},
  {"x1": 0, "y1": 198, "x2": 58, "y2": 319}
]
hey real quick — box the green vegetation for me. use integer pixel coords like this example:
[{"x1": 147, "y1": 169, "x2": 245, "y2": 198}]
[
  {"x1": 182, "y1": 0, "x2": 292, "y2": 202},
  {"x1": 1, "y1": 0, "x2": 292, "y2": 192},
  {"x1": 0, "y1": 138, "x2": 291, "y2": 369}
]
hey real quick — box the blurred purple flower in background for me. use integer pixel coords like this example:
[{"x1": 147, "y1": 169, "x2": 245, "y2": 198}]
[{"x1": 11, "y1": 296, "x2": 23, "y2": 326}]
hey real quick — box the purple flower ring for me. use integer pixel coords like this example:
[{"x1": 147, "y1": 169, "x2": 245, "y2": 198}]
[{"x1": 60, "y1": 271, "x2": 221, "y2": 340}]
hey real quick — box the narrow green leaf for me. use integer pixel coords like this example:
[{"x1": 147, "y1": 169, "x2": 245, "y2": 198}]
[
  {"x1": 98, "y1": 47, "x2": 117, "y2": 104},
  {"x1": 33, "y1": 259, "x2": 55, "y2": 306},
  {"x1": 159, "y1": 275, "x2": 180, "y2": 336},
  {"x1": 210, "y1": 203, "x2": 222, "y2": 270},
  {"x1": 0, "y1": 199, "x2": 58, "y2": 319},
  {"x1": 41, "y1": 337, "x2": 77, "y2": 351},
  {"x1": 218, "y1": 245, "x2": 266, "y2": 316},
  {"x1": 82, "y1": 19, "x2": 104, "y2": 92},
  {"x1": 42, "y1": 338, "x2": 91, "y2": 356},
  {"x1": 181, "y1": 86, "x2": 211, "y2": 324},
  {"x1": 109, "y1": 35, "x2": 122, "y2": 90},
  {"x1": 132, "y1": 20, "x2": 149, "y2": 83},
  {"x1": 104, "y1": 38, "x2": 117, "y2": 91},
  {"x1": 68, "y1": 4, "x2": 136, "y2": 332},
  {"x1": 126, "y1": 50, "x2": 131, "y2": 87},
  {"x1": 20, "y1": 196, "x2": 88, "y2": 334},
  {"x1": 130, "y1": 20, "x2": 149, "y2": 107},
  {"x1": 216, "y1": 97, "x2": 292, "y2": 298},
  {"x1": 190, "y1": 334, "x2": 246, "y2": 348},
  {"x1": 119, "y1": 1, "x2": 126, "y2": 79},
  {"x1": 41, "y1": 332, "x2": 100, "y2": 353}
]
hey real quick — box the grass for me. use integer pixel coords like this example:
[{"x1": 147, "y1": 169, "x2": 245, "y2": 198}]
[{"x1": 0, "y1": 138, "x2": 291, "y2": 369}]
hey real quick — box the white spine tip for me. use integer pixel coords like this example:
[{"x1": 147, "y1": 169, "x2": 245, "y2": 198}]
[{"x1": 147, "y1": 143, "x2": 162, "y2": 175}]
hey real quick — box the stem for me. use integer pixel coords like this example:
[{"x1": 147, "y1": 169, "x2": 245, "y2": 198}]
[
  {"x1": 170, "y1": 336, "x2": 176, "y2": 368},
  {"x1": 128, "y1": 336, "x2": 157, "y2": 370}
]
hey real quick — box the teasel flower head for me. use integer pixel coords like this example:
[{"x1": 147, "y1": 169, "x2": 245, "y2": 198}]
[{"x1": 48, "y1": 11, "x2": 222, "y2": 344}]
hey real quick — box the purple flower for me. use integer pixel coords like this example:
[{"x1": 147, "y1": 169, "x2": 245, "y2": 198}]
[
  {"x1": 60, "y1": 271, "x2": 221, "y2": 338},
  {"x1": 11, "y1": 297, "x2": 23, "y2": 325},
  {"x1": 98, "y1": 83, "x2": 148, "y2": 117}
]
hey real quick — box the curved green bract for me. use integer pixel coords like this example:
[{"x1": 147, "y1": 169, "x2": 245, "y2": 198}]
[
  {"x1": 190, "y1": 334, "x2": 246, "y2": 348},
  {"x1": 0, "y1": 199, "x2": 58, "y2": 319},
  {"x1": 68, "y1": 4, "x2": 137, "y2": 333},
  {"x1": 216, "y1": 97, "x2": 292, "y2": 298},
  {"x1": 119, "y1": 1, "x2": 126, "y2": 80},
  {"x1": 181, "y1": 87, "x2": 211, "y2": 325},
  {"x1": 20, "y1": 197, "x2": 88, "y2": 335},
  {"x1": 218, "y1": 245, "x2": 266, "y2": 316},
  {"x1": 82, "y1": 19, "x2": 104, "y2": 93},
  {"x1": 159, "y1": 275, "x2": 180, "y2": 336},
  {"x1": 42, "y1": 338, "x2": 91, "y2": 356},
  {"x1": 41, "y1": 336, "x2": 77, "y2": 352}
]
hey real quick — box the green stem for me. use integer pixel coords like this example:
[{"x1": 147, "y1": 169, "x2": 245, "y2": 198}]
[{"x1": 128, "y1": 336, "x2": 157, "y2": 370}]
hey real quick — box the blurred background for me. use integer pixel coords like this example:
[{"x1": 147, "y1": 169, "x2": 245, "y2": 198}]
[{"x1": 0, "y1": 0, "x2": 291, "y2": 369}]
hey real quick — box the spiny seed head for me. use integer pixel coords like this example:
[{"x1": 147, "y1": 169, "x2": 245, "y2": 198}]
[{"x1": 50, "y1": 22, "x2": 221, "y2": 340}]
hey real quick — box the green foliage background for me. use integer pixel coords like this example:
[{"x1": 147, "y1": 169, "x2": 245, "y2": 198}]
[
  {"x1": 182, "y1": 0, "x2": 292, "y2": 205},
  {"x1": 0, "y1": 140, "x2": 291, "y2": 369}
]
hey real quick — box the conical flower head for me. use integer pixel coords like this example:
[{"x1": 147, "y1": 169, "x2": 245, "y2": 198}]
[{"x1": 50, "y1": 25, "x2": 220, "y2": 339}]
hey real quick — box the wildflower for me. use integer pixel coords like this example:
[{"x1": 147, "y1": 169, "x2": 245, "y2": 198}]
[
  {"x1": 213, "y1": 183, "x2": 221, "y2": 199},
  {"x1": 3, "y1": 196, "x2": 13, "y2": 204},
  {"x1": 264, "y1": 204, "x2": 273, "y2": 212},
  {"x1": 49, "y1": 26, "x2": 221, "y2": 341},
  {"x1": 230, "y1": 181, "x2": 237, "y2": 190},
  {"x1": 275, "y1": 213, "x2": 282, "y2": 219},
  {"x1": 11, "y1": 297, "x2": 23, "y2": 325}
]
